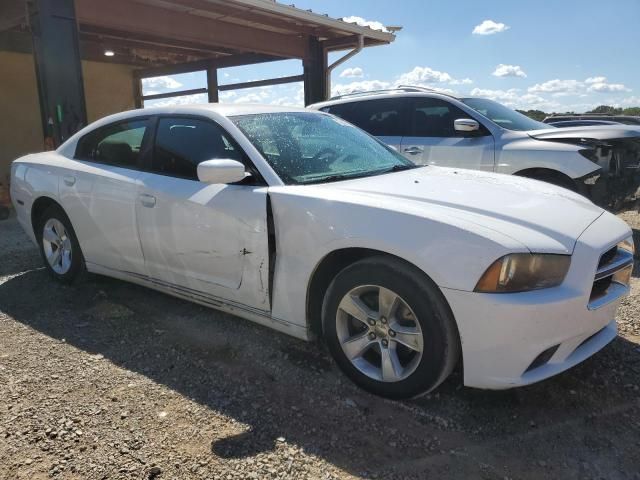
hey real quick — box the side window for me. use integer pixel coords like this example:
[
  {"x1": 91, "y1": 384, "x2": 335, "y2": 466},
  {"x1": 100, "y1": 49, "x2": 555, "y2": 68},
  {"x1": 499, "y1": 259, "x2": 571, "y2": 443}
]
[
  {"x1": 75, "y1": 119, "x2": 149, "y2": 168},
  {"x1": 327, "y1": 99, "x2": 408, "y2": 137},
  {"x1": 411, "y1": 98, "x2": 484, "y2": 137},
  {"x1": 152, "y1": 117, "x2": 244, "y2": 180}
]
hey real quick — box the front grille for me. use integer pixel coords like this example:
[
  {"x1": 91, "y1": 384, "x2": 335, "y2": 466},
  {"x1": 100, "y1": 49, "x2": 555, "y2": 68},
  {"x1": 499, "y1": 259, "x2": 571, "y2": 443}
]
[{"x1": 589, "y1": 245, "x2": 634, "y2": 308}]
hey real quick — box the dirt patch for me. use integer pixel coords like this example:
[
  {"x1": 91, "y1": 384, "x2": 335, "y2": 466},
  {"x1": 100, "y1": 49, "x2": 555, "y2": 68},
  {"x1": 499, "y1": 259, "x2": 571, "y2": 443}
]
[{"x1": 1, "y1": 212, "x2": 639, "y2": 480}]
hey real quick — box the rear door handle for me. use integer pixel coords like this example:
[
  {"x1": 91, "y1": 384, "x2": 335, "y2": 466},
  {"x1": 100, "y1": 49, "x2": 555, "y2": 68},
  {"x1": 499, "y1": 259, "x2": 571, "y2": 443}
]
[
  {"x1": 139, "y1": 193, "x2": 156, "y2": 208},
  {"x1": 63, "y1": 175, "x2": 76, "y2": 186},
  {"x1": 403, "y1": 146, "x2": 424, "y2": 155}
]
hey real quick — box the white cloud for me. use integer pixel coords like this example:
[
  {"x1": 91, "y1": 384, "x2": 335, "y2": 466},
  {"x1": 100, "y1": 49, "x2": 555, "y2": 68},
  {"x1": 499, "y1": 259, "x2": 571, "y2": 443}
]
[
  {"x1": 470, "y1": 88, "x2": 520, "y2": 103},
  {"x1": 529, "y1": 77, "x2": 630, "y2": 96},
  {"x1": 450, "y1": 78, "x2": 473, "y2": 85},
  {"x1": 145, "y1": 93, "x2": 207, "y2": 107},
  {"x1": 472, "y1": 20, "x2": 510, "y2": 35},
  {"x1": 341, "y1": 16, "x2": 388, "y2": 32},
  {"x1": 585, "y1": 76, "x2": 630, "y2": 93},
  {"x1": 331, "y1": 80, "x2": 391, "y2": 97},
  {"x1": 528, "y1": 79, "x2": 582, "y2": 96},
  {"x1": 395, "y1": 66, "x2": 472, "y2": 87},
  {"x1": 492, "y1": 64, "x2": 527, "y2": 78},
  {"x1": 619, "y1": 96, "x2": 640, "y2": 107},
  {"x1": 141, "y1": 76, "x2": 183, "y2": 91},
  {"x1": 340, "y1": 67, "x2": 364, "y2": 78},
  {"x1": 469, "y1": 88, "x2": 560, "y2": 110},
  {"x1": 397, "y1": 66, "x2": 452, "y2": 84}
]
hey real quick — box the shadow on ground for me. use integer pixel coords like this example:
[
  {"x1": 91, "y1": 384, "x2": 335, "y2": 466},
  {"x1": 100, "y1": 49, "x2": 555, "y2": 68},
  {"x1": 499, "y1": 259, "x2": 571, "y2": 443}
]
[{"x1": 1, "y1": 219, "x2": 640, "y2": 479}]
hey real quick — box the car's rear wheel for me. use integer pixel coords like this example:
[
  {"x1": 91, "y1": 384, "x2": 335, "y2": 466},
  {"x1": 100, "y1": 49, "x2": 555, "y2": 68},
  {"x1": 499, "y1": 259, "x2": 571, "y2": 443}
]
[
  {"x1": 322, "y1": 256, "x2": 460, "y2": 399},
  {"x1": 36, "y1": 204, "x2": 85, "y2": 283}
]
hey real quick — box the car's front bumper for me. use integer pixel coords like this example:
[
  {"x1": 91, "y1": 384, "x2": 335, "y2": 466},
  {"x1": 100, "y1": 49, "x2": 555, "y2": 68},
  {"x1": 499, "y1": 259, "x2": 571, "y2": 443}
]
[{"x1": 443, "y1": 211, "x2": 632, "y2": 390}]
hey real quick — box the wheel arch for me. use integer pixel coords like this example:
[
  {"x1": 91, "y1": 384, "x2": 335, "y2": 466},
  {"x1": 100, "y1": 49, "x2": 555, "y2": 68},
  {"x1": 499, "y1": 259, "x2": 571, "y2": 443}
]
[
  {"x1": 513, "y1": 167, "x2": 578, "y2": 190},
  {"x1": 31, "y1": 196, "x2": 64, "y2": 234},
  {"x1": 305, "y1": 247, "x2": 458, "y2": 340}
]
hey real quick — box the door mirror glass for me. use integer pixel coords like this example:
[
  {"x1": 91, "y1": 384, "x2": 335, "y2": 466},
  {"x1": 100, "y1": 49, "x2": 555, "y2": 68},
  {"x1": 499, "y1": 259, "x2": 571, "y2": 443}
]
[
  {"x1": 197, "y1": 159, "x2": 247, "y2": 184},
  {"x1": 454, "y1": 118, "x2": 480, "y2": 132}
]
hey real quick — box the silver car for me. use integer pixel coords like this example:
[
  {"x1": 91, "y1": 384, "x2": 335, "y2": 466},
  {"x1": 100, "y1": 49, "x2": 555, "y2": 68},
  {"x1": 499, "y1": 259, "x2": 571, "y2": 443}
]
[{"x1": 309, "y1": 87, "x2": 640, "y2": 207}]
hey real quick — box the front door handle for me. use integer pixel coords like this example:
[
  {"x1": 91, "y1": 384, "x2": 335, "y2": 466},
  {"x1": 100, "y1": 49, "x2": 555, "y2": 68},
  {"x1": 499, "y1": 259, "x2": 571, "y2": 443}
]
[
  {"x1": 139, "y1": 193, "x2": 156, "y2": 208},
  {"x1": 63, "y1": 175, "x2": 76, "y2": 186},
  {"x1": 403, "y1": 146, "x2": 424, "y2": 155}
]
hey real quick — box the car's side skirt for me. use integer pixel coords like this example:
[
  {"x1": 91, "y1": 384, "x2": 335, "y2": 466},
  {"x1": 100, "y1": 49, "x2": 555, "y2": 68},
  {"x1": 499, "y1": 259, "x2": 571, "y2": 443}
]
[{"x1": 86, "y1": 262, "x2": 311, "y2": 341}]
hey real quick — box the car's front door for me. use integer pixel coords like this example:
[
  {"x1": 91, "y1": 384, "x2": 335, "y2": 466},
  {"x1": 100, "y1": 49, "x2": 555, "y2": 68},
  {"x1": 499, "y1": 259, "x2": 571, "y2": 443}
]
[
  {"x1": 135, "y1": 116, "x2": 271, "y2": 311},
  {"x1": 401, "y1": 98, "x2": 495, "y2": 171},
  {"x1": 60, "y1": 118, "x2": 151, "y2": 274},
  {"x1": 322, "y1": 98, "x2": 410, "y2": 152}
]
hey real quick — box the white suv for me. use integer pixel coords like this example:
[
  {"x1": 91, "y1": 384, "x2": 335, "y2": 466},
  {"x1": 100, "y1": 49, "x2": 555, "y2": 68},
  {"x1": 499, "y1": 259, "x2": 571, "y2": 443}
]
[{"x1": 309, "y1": 87, "x2": 640, "y2": 207}]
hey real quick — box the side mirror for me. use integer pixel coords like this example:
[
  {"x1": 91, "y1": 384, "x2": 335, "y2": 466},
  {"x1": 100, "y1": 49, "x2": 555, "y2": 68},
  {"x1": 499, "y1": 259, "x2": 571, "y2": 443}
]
[
  {"x1": 197, "y1": 159, "x2": 247, "y2": 184},
  {"x1": 454, "y1": 118, "x2": 480, "y2": 133}
]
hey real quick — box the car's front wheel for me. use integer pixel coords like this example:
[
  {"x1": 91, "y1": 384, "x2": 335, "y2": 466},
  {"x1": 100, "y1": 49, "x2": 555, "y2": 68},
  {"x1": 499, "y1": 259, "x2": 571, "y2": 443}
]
[
  {"x1": 322, "y1": 256, "x2": 460, "y2": 399},
  {"x1": 36, "y1": 204, "x2": 85, "y2": 283}
]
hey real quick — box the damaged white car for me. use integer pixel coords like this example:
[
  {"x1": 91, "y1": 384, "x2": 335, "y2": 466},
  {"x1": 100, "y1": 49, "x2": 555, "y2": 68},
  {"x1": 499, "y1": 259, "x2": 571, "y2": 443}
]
[{"x1": 10, "y1": 105, "x2": 635, "y2": 398}]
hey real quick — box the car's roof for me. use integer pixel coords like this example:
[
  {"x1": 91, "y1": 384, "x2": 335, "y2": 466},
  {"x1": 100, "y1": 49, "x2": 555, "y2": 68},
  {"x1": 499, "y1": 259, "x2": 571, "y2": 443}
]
[
  {"x1": 94, "y1": 103, "x2": 311, "y2": 127},
  {"x1": 138, "y1": 103, "x2": 309, "y2": 117},
  {"x1": 309, "y1": 88, "x2": 462, "y2": 109}
]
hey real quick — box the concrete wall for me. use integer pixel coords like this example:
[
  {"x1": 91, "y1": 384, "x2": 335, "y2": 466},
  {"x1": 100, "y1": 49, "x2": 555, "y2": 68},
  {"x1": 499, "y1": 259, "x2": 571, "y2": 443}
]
[
  {"x1": 0, "y1": 51, "x2": 136, "y2": 182},
  {"x1": 82, "y1": 60, "x2": 137, "y2": 122},
  {"x1": 0, "y1": 51, "x2": 42, "y2": 185}
]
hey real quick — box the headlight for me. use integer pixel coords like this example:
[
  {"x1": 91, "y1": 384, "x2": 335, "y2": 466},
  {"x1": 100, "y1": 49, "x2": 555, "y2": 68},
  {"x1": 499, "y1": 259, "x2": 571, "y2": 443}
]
[
  {"x1": 618, "y1": 236, "x2": 635, "y2": 256},
  {"x1": 474, "y1": 253, "x2": 571, "y2": 293}
]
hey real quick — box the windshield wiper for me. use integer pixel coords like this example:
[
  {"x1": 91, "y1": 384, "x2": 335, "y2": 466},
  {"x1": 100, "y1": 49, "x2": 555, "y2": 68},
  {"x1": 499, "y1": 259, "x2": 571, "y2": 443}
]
[
  {"x1": 385, "y1": 164, "x2": 420, "y2": 172},
  {"x1": 302, "y1": 171, "x2": 374, "y2": 185},
  {"x1": 302, "y1": 164, "x2": 420, "y2": 185}
]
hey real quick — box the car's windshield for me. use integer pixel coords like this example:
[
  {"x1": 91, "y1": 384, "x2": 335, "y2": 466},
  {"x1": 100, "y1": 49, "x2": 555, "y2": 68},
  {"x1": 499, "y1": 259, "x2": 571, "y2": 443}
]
[
  {"x1": 231, "y1": 112, "x2": 417, "y2": 185},
  {"x1": 461, "y1": 98, "x2": 551, "y2": 131}
]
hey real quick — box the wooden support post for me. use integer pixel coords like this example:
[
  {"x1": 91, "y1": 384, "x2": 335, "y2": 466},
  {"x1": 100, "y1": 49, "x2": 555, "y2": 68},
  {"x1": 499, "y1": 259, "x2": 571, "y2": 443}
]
[
  {"x1": 207, "y1": 68, "x2": 219, "y2": 103},
  {"x1": 133, "y1": 72, "x2": 143, "y2": 108},
  {"x1": 29, "y1": 0, "x2": 87, "y2": 146},
  {"x1": 303, "y1": 36, "x2": 328, "y2": 105}
]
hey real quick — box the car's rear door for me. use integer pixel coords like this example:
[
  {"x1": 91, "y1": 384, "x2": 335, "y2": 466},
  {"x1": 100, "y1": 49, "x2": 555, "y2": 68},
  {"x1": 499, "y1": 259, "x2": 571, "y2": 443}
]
[
  {"x1": 59, "y1": 118, "x2": 151, "y2": 274},
  {"x1": 401, "y1": 97, "x2": 495, "y2": 170},
  {"x1": 135, "y1": 115, "x2": 271, "y2": 311},
  {"x1": 321, "y1": 98, "x2": 410, "y2": 152}
]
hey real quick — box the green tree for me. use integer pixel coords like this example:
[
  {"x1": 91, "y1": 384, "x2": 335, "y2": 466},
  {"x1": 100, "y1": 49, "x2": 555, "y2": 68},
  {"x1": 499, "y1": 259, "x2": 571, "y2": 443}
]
[
  {"x1": 516, "y1": 109, "x2": 547, "y2": 121},
  {"x1": 587, "y1": 105, "x2": 622, "y2": 115},
  {"x1": 622, "y1": 107, "x2": 640, "y2": 116}
]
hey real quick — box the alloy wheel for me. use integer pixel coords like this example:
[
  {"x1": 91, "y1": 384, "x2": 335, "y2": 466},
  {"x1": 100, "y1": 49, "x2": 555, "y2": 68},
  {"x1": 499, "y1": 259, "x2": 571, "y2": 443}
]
[
  {"x1": 335, "y1": 285, "x2": 424, "y2": 382},
  {"x1": 42, "y1": 218, "x2": 73, "y2": 275}
]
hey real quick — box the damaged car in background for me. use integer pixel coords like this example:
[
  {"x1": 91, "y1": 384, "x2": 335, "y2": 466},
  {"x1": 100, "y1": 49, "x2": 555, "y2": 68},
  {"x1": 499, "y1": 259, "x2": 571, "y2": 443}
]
[
  {"x1": 10, "y1": 105, "x2": 635, "y2": 399},
  {"x1": 310, "y1": 87, "x2": 640, "y2": 209},
  {"x1": 524, "y1": 126, "x2": 640, "y2": 208}
]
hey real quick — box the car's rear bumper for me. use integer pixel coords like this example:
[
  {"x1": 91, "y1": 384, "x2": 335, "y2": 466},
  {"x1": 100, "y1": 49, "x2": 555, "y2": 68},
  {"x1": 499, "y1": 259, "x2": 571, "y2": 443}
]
[{"x1": 442, "y1": 211, "x2": 631, "y2": 390}]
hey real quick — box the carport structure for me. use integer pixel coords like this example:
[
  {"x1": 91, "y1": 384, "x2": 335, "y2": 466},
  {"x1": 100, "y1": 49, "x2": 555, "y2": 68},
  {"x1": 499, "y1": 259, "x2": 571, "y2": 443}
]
[{"x1": 0, "y1": 0, "x2": 396, "y2": 183}]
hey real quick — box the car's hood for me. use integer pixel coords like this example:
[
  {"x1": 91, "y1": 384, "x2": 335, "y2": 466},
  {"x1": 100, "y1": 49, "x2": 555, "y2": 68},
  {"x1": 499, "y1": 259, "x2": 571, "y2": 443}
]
[
  {"x1": 528, "y1": 125, "x2": 640, "y2": 141},
  {"x1": 310, "y1": 167, "x2": 604, "y2": 254}
]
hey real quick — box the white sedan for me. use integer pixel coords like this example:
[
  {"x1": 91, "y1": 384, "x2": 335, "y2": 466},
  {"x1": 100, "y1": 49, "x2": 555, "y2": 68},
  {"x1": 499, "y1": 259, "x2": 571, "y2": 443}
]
[{"x1": 10, "y1": 104, "x2": 635, "y2": 399}]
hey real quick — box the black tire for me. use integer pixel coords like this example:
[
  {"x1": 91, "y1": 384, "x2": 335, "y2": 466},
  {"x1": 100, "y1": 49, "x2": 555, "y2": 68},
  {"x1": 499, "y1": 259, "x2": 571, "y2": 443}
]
[
  {"x1": 322, "y1": 256, "x2": 460, "y2": 399},
  {"x1": 35, "y1": 204, "x2": 86, "y2": 283}
]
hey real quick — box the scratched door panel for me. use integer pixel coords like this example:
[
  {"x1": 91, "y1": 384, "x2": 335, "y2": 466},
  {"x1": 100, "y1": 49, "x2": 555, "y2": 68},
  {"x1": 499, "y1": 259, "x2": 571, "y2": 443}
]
[{"x1": 136, "y1": 171, "x2": 271, "y2": 311}]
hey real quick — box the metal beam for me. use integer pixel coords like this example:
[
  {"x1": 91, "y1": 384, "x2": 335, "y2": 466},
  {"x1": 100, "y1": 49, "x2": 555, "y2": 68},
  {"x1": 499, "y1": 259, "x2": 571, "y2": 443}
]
[
  {"x1": 142, "y1": 87, "x2": 208, "y2": 101},
  {"x1": 29, "y1": 0, "x2": 87, "y2": 145},
  {"x1": 133, "y1": 53, "x2": 283, "y2": 78},
  {"x1": 303, "y1": 36, "x2": 328, "y2": 105},
  {"x1": 218, "y1": 75, "x2": 304, "y2": 92},
  {"x1": 0, "y1": 0, "x2": 25, "y2": 33},
  {"x1": 207, "y1": 68, "x2": 219, "y2": 103},
  {"x1": 75, "y1": 0, "x2": 307, "y2": 59}
]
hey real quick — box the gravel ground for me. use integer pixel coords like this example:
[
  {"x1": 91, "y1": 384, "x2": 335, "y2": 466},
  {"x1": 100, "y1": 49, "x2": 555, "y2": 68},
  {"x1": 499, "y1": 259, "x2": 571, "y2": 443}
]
[{"x1": 1, "y1": 211, "x2": 639, "y2": 480}]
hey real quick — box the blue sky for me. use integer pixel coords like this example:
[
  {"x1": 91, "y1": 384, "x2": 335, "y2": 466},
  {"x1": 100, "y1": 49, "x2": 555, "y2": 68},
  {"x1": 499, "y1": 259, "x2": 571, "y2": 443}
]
[{"x1": 143, "y1": 0, "x2": 640, "y2": 112}]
